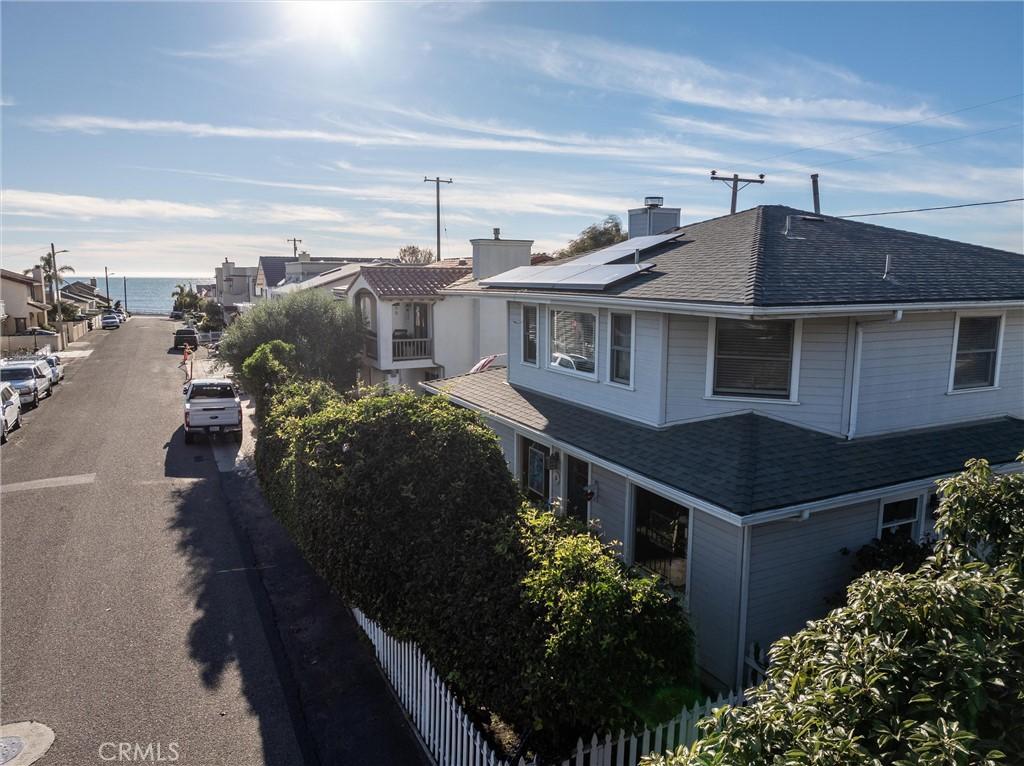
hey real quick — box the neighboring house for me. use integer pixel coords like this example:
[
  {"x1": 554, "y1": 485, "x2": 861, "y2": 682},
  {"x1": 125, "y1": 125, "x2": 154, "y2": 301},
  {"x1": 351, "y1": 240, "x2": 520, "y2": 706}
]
[
  {"x1": 63, "y1": 279, "x2": 112, "y2": 311},
  {"x1": 59, "y1": 288, "x2": 97, "y2": 315},
  {"x1": 345, "y1": 229, "x2": 534, "y2": 388},
  {"x1": 1, "y1": 268, "x2": 51, "y2": 335},
  {"x1": 253, "y1": 252, "x2": 382, "y2": 300},
  {"x1": 425, "y1": 203, "x2": 1024, "y2": 690},
  {"x1": 267, "y1": 262, "x2": 369, "y2": 300},
  {"x1": 214, "y1": 259, "x2": 259, "y2": 308}
]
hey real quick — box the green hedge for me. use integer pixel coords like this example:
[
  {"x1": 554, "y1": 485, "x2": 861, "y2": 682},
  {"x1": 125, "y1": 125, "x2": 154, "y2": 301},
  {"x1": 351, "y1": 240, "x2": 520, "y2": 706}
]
[{"x1": 257, "y1": 384, "x2": 697, "y2": 754}]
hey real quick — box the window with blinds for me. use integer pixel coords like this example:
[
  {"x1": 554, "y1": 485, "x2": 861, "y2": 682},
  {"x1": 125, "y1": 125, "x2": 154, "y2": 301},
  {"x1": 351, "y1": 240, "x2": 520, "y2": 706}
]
[
  {"x1": 714, "y1": 319, "x2": 794, "y2": 399},
  {"x1": 610, "y1": 313, "x2": 632, "y2": 385},
  {"x1": 522, "y1": 305, "x2": 537, "y2": 365},
  {"x1": 549, "y1": 309, "x2": 597, "y2": 375},
  {"x1": 953, "y1": 315, "x2": 1000, "y2": 390}
]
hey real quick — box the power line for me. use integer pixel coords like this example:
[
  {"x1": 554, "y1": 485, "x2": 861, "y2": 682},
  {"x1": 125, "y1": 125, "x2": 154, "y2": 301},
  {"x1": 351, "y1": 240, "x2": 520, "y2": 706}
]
[
  {"x1": 814, "y1": 122, "x2": 1022, "y2": 168},
  {"x1": 757, "y1": 92, "x2": 1024, "y2": 162},
  {"x1": 838, "y1": 197, "x2": 1024, "y2": 219}
]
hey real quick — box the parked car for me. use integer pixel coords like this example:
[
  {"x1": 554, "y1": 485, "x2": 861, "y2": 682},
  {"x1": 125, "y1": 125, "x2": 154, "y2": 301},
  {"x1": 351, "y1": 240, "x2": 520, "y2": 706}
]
[
  {"x1": 174, "y1": 328, "x2": 200, "y2": 349},
  {"x1": 170, "y1": 310, "x2": 184, "y2": 320},
  {"x1": 100, "y1": 314, "x2": 121, "y2": 329},
  {"x1": 182, "y1": 378, "x2": 243, "y2": 444},
  {"x1": 16, "y1": 326, "x2": 58, "y2": 337},
  {"x1": 43, "y1": 354, "x2": 65, "y2": 384},
  {"x1": 0, "y1": 360, "x2": 53, "y2": 407},
  {"x1": 1, "y1": 382, "x2": 23, "y2": 444}
]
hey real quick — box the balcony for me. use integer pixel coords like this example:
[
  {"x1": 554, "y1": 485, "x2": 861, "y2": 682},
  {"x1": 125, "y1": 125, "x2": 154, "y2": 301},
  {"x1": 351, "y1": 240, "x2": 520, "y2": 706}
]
[{"x1": 393, "y1": 337, "x2": 433, "y2": 361}]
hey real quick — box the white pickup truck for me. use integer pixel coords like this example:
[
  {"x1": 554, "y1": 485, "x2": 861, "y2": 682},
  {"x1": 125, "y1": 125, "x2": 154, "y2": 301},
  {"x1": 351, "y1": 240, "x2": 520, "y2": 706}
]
[{"x1": 182, "y1": 378, "x2": 243, "y2": 444}]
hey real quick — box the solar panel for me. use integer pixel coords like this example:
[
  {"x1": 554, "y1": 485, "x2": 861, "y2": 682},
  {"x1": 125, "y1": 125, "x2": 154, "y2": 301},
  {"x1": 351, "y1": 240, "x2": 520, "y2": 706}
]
[
  {"x1": 480, "y1": 263, "x2": 654, "y2": 291},
  {"x1": 570, "y1": 230, "x2": 684, "y2": 264}
]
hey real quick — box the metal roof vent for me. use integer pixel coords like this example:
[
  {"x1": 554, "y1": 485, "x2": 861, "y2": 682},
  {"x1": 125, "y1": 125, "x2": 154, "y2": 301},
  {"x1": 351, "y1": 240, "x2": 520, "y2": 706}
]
[{"x1": 644, "y1": 196, "x2": 664, "y2": 208}]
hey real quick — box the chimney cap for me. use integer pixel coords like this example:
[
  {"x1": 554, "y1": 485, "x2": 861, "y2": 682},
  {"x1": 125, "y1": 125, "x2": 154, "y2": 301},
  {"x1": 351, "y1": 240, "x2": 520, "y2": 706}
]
[
  {"x1": 493, "y1": 227, "x2": 500, "y2": 240},
  {"x1": 644, "y1": 196, "x2": 664, "y2": 208}
]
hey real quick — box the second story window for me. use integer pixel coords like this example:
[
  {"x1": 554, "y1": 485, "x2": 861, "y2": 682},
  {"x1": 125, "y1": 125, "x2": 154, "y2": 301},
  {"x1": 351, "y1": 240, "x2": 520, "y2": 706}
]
[
  {"x1": 713, "y1": 319, "x2": 794, "y2": 399},
  {"x1": 522, "y1": 305, "x2": 537, "y2": 365},
  {"x1": 951, "y1": 315, "x2": 1001, "y2": 390},
  {"x1": 609, "y1": 313, "x2": 633, "y2": 386},
  {"x1": 549, "y1": 309, "x2": 596, "y2": 377}
]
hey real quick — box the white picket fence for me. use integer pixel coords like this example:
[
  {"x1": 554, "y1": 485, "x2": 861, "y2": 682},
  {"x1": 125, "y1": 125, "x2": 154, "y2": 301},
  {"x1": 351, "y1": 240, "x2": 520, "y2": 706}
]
[{"x1": 351, "y1": 608, "x2": 745, "y2": 766}]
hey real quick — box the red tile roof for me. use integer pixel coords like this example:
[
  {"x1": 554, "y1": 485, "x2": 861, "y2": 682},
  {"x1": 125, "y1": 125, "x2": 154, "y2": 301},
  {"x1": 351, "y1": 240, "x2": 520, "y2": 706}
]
[{"x1": 359, "y1": 266, "x2": 471, "y2": 298}]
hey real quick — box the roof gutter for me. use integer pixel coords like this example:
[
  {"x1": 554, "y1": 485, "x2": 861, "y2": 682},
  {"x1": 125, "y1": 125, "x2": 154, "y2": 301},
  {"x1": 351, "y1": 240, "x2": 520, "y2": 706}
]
[{"x1": 440, "y1": 289, "x2": 1021, "y2": 319}]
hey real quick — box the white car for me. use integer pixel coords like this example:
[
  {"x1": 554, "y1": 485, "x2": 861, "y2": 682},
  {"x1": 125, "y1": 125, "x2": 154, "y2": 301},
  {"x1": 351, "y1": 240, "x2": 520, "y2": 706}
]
[
  {"x1": 100, "y1": 314, "x2": 121, "y2": 329},
  {"x1": 44, "y1": 354, "x2": 65, "y2": 384},
  {"x1": 1, "y1": 382, "x2": 23, "y2": 444},
  {"x1": 183, "y1": 378, "x2": 243, "y2": 444},
  {"x1": 0, "y1": 360, "x2": 53, "y2": 408}
]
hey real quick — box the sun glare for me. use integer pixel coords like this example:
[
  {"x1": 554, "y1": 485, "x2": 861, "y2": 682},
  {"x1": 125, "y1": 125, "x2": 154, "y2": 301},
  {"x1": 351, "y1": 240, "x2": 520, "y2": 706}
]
[{"x1": 282, "y1": 1, "x2": 370, "y2": 51}]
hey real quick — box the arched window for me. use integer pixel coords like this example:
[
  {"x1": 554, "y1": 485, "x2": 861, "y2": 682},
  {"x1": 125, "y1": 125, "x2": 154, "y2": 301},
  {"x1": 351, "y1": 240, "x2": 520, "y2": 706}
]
[{"x1": 355, "y1": 290, "x2": 377, "y2": 333}]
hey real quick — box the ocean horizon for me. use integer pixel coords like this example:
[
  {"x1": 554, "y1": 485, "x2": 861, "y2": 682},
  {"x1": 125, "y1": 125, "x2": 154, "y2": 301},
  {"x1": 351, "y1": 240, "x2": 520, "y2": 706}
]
[{"x1": 68, "y1": 276, "x2": 210, "y2": 315}]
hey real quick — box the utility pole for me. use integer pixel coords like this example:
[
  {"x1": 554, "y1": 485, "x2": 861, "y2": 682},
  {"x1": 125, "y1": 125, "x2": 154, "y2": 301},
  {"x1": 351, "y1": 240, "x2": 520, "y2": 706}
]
[
  {"x1": 104, "y1": 266, "x2": 111, "y2": 307},
  {"x1": 123, "y1": 275, "x2": 129, "y2": 314},
  {"x1": 287, "y1": 238, "x2": 302, "y2": 258},
  {"x1": 424, "y1": 176, "x2": 453, "y2": 262},
  {"x1": 49, "y1": 243, "x2": 69, "y2": 342},
  {"x1": 710, "y1": 171, "x2": 766, "y2": 214}
]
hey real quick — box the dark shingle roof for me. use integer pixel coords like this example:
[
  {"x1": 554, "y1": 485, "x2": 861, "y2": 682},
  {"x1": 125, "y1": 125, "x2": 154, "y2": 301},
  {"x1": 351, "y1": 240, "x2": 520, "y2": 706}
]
[
  {"x1": 258, "y1": 256, "x2": 295, "y2": 288},
  {"x1": 457, "y1": 205, "x2": 1023, "y2": 307},
  {"x1": 424, "y1": 368, "x2": 1024, "y2": 515},
  {"x1": 361, "y1": 266, "x2": 471, "y2": 298}
]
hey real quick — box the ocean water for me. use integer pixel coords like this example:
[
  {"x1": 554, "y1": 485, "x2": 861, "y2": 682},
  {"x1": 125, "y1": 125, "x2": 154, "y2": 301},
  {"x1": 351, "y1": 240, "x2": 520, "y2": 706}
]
[{"x1": 68, "y1": 277, "x2": 209, "y2": 315}]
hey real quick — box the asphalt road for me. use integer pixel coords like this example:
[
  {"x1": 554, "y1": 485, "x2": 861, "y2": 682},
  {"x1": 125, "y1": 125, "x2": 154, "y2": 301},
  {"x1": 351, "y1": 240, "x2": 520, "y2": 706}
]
[{"x1": 1, "y1": 318, "x2": 426, "y2": 765}]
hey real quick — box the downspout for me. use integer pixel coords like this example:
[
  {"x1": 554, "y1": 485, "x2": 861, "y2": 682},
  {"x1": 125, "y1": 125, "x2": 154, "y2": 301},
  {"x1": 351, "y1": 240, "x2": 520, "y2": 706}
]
[
  {"x1": 734, "y1": 525, "x2": 752, "y2": 693},
  {"x1": 846, "y1": 310, "x2": 903, "y2": 439}
]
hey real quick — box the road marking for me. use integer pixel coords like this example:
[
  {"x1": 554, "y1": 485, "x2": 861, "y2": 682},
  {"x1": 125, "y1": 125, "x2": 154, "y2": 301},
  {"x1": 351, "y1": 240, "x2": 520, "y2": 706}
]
[
  {"x1": 214, "y1": 564, "x2": 278, "y2": 574},
  {"x1": 133, "y1": 477, "x2": 202, "y2": 486},
  {"x1": 1, "y1": 473, "x2": 97, "y2": 493},
  {"x1": 1, "y1": 475, "x2": 96, "y2": 493}
]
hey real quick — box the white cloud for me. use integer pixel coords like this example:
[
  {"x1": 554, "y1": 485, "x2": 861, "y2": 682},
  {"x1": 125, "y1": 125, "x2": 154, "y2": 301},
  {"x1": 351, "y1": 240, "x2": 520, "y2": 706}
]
[
  {"x1": 3, "y1": 189, "x2": 222, "y2": 221},
  {"x1": 483, "y1": 30, "x2": 942, "y2": 124}
]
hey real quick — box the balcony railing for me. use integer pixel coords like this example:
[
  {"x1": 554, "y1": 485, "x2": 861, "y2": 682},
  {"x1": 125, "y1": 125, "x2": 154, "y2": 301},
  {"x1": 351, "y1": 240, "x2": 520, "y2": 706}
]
[
  {"x1": 393, "y1": 337, "x2": 432, "y2": 360},
  {"x1": 363, "y1": 331, "x2": 378, "y2": 359}
]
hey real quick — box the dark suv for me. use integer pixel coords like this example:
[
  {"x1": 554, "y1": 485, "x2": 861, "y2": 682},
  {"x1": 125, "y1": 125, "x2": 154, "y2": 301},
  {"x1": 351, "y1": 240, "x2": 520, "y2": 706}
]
[{"x1": 173, "y1": 328, "x2": 200, "y2": 349}]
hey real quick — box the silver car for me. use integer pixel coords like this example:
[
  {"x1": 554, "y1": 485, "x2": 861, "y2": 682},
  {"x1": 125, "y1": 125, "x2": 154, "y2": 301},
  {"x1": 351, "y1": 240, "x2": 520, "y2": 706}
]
[
  {"x1": 0, "y1": 360, "x2": 54, "y2": 408},
  {"x1": 44, "y1": 354, "x2": 65, "y2": 384}
]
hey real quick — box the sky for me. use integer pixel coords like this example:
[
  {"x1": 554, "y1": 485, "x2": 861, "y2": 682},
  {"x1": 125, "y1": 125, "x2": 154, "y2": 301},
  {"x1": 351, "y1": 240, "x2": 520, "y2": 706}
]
[{"x1": 2, "y1": 1, "x2": 1022, "y2": 278}]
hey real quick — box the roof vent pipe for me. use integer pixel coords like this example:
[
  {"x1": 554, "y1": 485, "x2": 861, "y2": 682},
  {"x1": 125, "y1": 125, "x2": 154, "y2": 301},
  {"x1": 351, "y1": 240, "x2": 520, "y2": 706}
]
[
  {"x1": 882, "y1": 253, "x2": 893, "y2": 280},
  {"x1": 634, "y1": 248, "x2": 640, "y2": 265},
  {"x1": 811, "y1": 174, "x2": 821, "y2": 214}
]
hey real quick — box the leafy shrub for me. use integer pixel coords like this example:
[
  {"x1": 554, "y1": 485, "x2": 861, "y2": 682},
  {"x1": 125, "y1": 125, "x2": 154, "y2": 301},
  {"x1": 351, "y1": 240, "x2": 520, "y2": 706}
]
[
  {"x1": 826, "y1": 533, "x2": 933, "y2": 607},
  {"x1": 257, "y1": 386, "x2": 697, "y2": 755},
  {"x1": 219, "y1": 290, "x2": 363, "y2": 391},
  {"x1": 241, "y1": 340, "x2": 296, "y2": 421},
  {"x1": 644, "y1": 455, "x2": 1024, "y2": 766},
  {"x1": 197, "y1": 298, "x2": 225, "y2": 331}
]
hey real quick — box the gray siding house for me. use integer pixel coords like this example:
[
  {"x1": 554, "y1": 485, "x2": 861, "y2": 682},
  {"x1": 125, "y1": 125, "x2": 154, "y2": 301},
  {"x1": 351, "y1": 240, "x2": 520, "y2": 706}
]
[{"x1": 423, "y1": 204, "x2": 1024, "y2": 690}]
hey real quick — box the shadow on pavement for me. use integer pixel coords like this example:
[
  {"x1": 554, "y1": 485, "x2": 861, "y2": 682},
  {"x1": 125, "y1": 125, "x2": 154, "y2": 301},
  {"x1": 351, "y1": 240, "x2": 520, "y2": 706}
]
[
  {"x1": 167, "y1": 478, "x2": 312, "y2": 766},
  {"x1": 163, "y1": 426, "x2": 215, "y2": 479}
]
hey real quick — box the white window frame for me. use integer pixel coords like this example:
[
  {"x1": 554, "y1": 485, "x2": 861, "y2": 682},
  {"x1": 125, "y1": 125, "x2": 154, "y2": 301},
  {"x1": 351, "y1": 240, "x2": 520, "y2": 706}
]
[
  {"x1": 520, "y1": 303, "x2": 539, "y2": 367},
  {"x1": 606, "y1": 310, "x2": 636, "y2": 390},
  {"x1": 704, "y1": 317, "x2": 803, "y2": 404},
  {"x1": 877, "y1": 493, "x2": 923, "y2": 541},
  {"x1": 947, "y1": 311, "x2": 1004, "y2": 394},
  {"x1": 547, "y1": 306, "x2": 599, "y2": 381}
]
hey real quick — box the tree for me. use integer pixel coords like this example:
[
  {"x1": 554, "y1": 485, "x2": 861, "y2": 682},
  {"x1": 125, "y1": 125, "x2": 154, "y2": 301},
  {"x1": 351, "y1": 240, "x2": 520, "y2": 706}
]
[
  {"x1": 171, "y1": 283, "x2": 201, "y2": 312},
  {"x1": 218, "y1": 289, "x2": 363, "y2": 393},
  {"x1": 557, "y1": 215, "x2": 627, "y2": 257},
  {"x1": 645, "y1": 455, "x2": 1024, "y2": 766},
  {"x1": 398, "y1": 244, "x2": 435, "y2": 264},
  {"x1": 197, "y1": 298, "x2": 225, "y2": 332},
  {"x1": 23, "y1": 251, "x2": 75, "y2": 294}
]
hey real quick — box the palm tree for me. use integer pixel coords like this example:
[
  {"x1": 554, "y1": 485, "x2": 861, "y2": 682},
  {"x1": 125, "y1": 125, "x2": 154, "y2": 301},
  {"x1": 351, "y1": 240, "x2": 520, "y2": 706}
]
[{"x1": 24, "y1": 251, "x2": 75, "y2": 293}]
